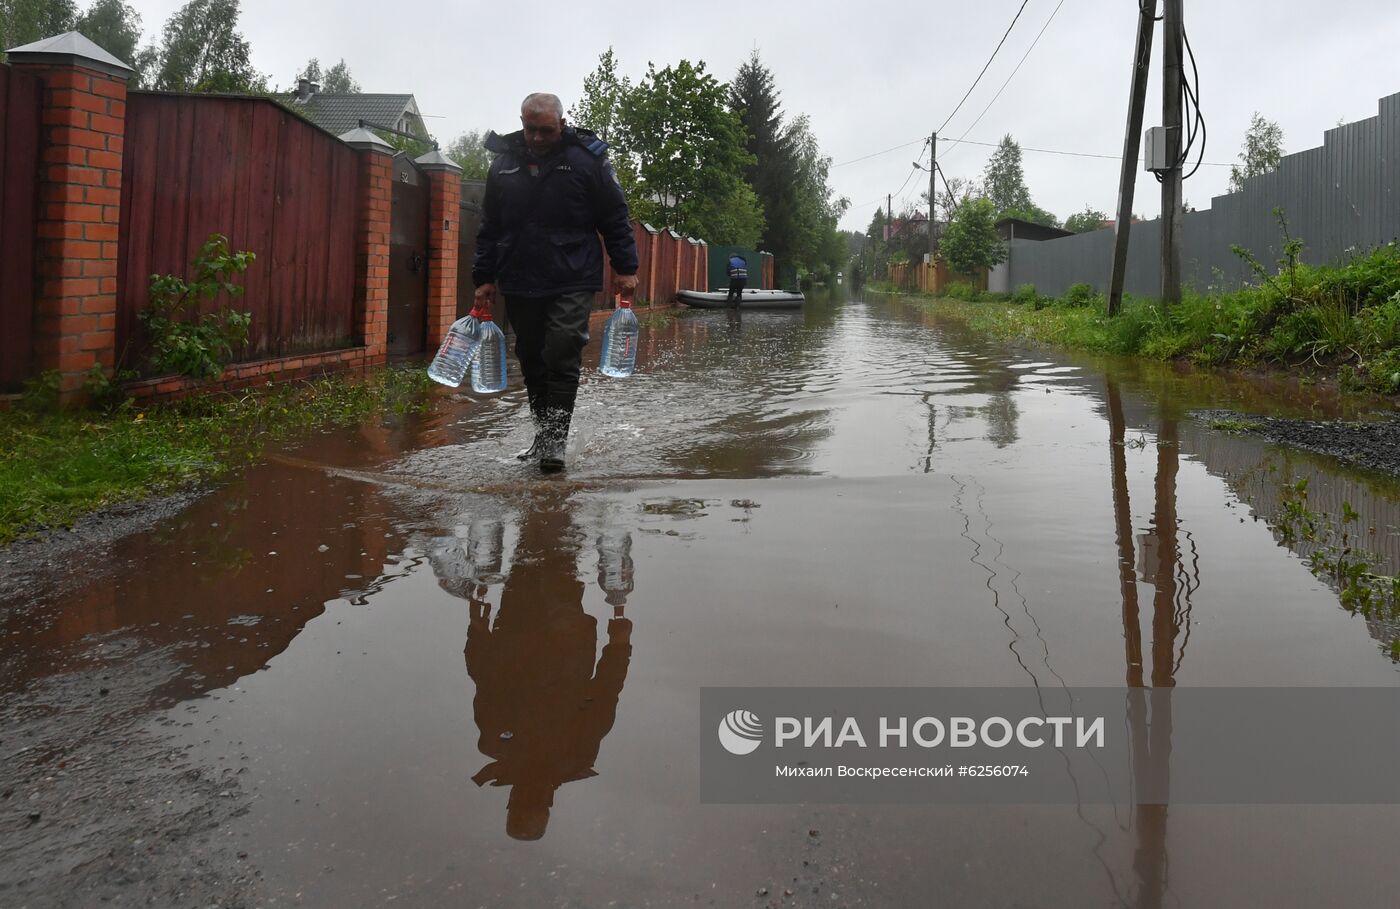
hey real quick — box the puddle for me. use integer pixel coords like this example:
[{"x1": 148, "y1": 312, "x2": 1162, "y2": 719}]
[{"x1": 4, "y1": 293, "x2": 1400, "y2": 906}]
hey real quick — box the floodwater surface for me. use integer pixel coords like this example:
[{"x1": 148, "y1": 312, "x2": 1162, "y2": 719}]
[{"x1": 4, "y1": 294, "x2": 1400, "y2": 907}]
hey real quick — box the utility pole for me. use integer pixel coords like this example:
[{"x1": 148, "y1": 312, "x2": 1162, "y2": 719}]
[
  {"x1": 1160, "y1": 0, "x2": 1184, "y2": 307},
  {"x1": 928, "y1": 132, "x2": 938, "y2": 262},
  {"x1": 1108, "y1": 0, "x2": 1157, "y2": 316}
]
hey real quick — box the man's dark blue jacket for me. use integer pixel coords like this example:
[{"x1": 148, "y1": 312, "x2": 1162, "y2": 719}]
[{"x1": 472, "y1": 126, "x2": 638, "y2": 298}]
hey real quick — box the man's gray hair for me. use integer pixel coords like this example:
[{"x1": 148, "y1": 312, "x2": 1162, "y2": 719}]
[{"x1": 521, "y1": 93, "x2": 564, "y2": 120}]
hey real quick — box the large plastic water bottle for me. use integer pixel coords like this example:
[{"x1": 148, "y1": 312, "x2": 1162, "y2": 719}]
[
  {"x1": 427, "y1": 312, "x2": 481, "y2": 387},
  {"x1": 600, "y1": 297, "x2": 639, "y2": 378},
  {"x1": 470, "y1": 315, "x2": 508, "y2": 393}
]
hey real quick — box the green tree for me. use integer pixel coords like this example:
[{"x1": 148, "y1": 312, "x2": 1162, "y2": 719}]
[
  {"x1": 74, "y1": 0, "x2": 140, "y2": 65},
  {"x1": 729, "y1": 51, "x2": 795, "y2": 261},
  {"x1": 446, "y1": 129, "x2": 490, "y2": 180},
  {"x1": 297, "y1": 56, "x2": 321, "y2": 83},
  {"x1": 1063, "y1": 206, "x2": 1109, "y2": 234},
  {"x1": 686, "y1": 180, "x2": 765, "y2": 248},
  {"x1": 729, "y1": 52, "x2": 846, "y2": 277},
  {"x1": 929, "y1": 174, "x2": 976, "y2": 225},
  {"x1": 982, "y1": 134, "x2": 1033, "y2": 215},
  {"x1": 615, "y1": 59, "x2": 757, "y2": 243},
  {"x1": 569, "y1": 47, "x2": 630, "y2": 145},
  {"x1": 941, "y1": 197, "x2": 1005, "y2": 277},
  {"x1": 998, "y1": 203, "x2": 1059, "y2": 229},
  {"x1": 1, "y1": 0, "x2": 76, "y2": 57},
  {"x1": 1228, "y1": 112, "x2": 1284, "y2": 192},
  {"x1": 322, "y1": 57, "x2": 358, "y2": 93},
  {"x1": 143, "y1": 0, "x2": 262, "y2": 93},
  {"x1": 784, "y1": 113, "x2": 847, "y2": 277}
]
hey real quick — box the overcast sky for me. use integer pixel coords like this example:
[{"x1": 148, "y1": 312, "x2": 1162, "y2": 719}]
[{"x1": 123, "y1": 0, "x2": 1400, "y2": 233}]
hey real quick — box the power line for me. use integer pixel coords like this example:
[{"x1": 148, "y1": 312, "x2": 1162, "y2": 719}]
[
  {"x1": 935, "y1": 163, "x2": 963, "y2": 216},
  {"x1": 848, "y1": 140, "x2": 928, "y2": 212},
  {"x1": 835, "y1": 133, "x2": 1231, "y2": 170},
  {"x1": 937, "y1": 0, "x2": 1033, "y2": 134},
  {"x1": 889, "y1": 144, "x2": 929, "y2": 212},
  {"x1": 943, "y1": 135, "x2": 1231, "y2": 166},
  {"x1": 832, "y1": 137, "x2": 927, "y2": 168},
  {"x1": 945, "y1": 0, "x2": 1070, "y2": 155}
]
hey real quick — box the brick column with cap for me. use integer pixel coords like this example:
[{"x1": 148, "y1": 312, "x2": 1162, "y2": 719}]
[
  {"x1": 339, "y1": 127, "x2": 394, "y2": 367},
  {"x1": 414, "y1": 149, "x2": 463, "y2": 349},
  {"x1": 6, "y1": 32, "x2": 133, "y2": 396}
]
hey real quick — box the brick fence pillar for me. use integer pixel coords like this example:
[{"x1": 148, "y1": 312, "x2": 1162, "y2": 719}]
[
  {"x1": 339, "y1": 128, "x2": 393, "y2": 367},
  {"x1": 6, "y1": 32, "x2": 133, "y2": 397},
  {"x1": 414, "y1": 149, "x2": 463, "y2": 348},
  {"x1": 670, "y1": 229, "x2": 682, "y2": 295},
  {"x1": 642, "y1": 224, "x2": 658, "y2": 303}
]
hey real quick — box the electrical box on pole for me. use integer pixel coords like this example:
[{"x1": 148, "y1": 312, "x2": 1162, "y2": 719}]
[{"x1": 1143, "y1": 127, "x2": 1172, "y2": 172}]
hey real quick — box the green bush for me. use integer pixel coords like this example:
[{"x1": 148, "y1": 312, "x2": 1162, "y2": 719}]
[
  {"x1": 138, "y1": 234, "x2": 255, "y2": 382},
  {"x1": 1060, "y1": 283, "x2": 1100, "y2": 308},
  {"x1": 923, "y1": 219, "x2": 1400, "y2": 396},
  {"x1": 944, "y1": 282, "x2": 979, "y2": 301}
]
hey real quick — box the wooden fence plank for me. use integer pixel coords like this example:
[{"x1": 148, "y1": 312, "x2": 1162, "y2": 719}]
[
  {"x1": 0, "y1": 64, "x2": 41, "y2": 389},
  {"x1": 117, "y1": 93, "x2": 359, "y2": 370}
]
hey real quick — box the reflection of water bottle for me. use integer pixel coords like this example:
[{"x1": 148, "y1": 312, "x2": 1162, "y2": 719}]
[
  {"x1": 427, "y1": 312, "x2": 481, "y2": 387},
  {"x1": 466, "y1": 518, "x2": 504, "y2": 582},
  {"x1": 600, "y1": 298, "x2": 639, "y2": 378},
  {"x1": 596, "y1": 530, "x2": 634, "y2": 607},
  {"x1": 471, "y1": 315, "x2": 508, "y2": 393}
]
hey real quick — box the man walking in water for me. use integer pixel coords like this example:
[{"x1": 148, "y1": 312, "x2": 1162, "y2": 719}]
[
  {"x1": 472, "y1": 93, "x2": 639, "y2": 471},
  {"x1": 725, "y1": 253, "x2": 748, "y2": 308}
]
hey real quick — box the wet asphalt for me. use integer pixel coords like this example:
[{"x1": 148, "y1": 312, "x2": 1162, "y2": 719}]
[{"x1": 3, "y1": 293, "x2": 1400, "y2": 908}]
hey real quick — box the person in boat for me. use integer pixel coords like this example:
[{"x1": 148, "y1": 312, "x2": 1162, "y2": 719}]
[
  {"x1": 726, "y1": 253, "x2": 748, "y2": 308},
  {"x1": 472, "y1": 92, "x2": 639, "y2": 472}
]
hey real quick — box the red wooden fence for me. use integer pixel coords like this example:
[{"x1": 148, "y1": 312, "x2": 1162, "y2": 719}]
[
  {"x1": 0, "y1": 63, "x2": 42, "y2": 391},
  {"x1": 118, "y1": 93, "x2": 360, "y2": 364}
]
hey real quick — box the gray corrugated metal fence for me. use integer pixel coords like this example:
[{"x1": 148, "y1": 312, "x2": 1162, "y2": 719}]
[{"x1": 1009, "y1": 91, "x2": 1400, "y2": 299}]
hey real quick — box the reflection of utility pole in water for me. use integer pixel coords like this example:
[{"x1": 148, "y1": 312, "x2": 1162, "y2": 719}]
[
  {"x1": 922, "y1": 395, "x2": 938, "y2": 473},
  {"x1": 447, "y1": 500, "x2": 634, "y2": 841},
  {"x1": 1108, "y1": 383, "x2": 1189, "y2": 909}
]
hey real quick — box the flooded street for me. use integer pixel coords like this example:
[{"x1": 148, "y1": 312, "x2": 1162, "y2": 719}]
[{"x1": 5, "y1": 293, "x2": 1400, "y2": 907}]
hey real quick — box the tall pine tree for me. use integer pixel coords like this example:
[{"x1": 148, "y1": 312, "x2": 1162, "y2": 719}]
[
  {"x1": 729, "y1": 50, "x2": 796, "y2": 264},
  {"x1": 982, "y1": 134, "x2": 1033, "y2": 216},
  {"x1": 981, "y1": 134, "x2": 1057, "y2": 227}
]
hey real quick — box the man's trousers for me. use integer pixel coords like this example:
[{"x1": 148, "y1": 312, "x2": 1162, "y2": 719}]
[{"x1": 503, "y1": 290, "x2": 594, "y2": 414}]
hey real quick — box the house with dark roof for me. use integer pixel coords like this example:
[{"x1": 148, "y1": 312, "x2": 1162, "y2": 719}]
[
  {"x1": 287, "y1": 79, "x2": 428, "y2": 139},
  {"x1": 988, "y1": 217, "x2": 1075, "y2": 294}
]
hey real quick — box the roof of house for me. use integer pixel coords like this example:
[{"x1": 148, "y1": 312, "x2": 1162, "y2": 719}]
[
  {"x1": 995, "y1": 217, "x2": 1074, "y2": 242},
  {"x1": 291, "y1": 93, "x2": 419, "y2": 137}
]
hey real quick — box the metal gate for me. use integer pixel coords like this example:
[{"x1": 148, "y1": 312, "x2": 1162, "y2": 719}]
[
  {"x1": 0, "y1": 63, "x2": 42, "y2": 391},
  {"x1": 387, "y1": 153, "x2": 429, "y2": 357},
  {"x1": 456, "y1": 179, "x2": 485, "y2": 316}
]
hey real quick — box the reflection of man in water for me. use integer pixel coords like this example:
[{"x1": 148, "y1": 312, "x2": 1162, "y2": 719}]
[{"x1": 462, "y1": 504, "x2": 633, "y2": 841}]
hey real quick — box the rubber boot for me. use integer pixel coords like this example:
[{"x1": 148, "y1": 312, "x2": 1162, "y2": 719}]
[{"x1": 538, "y1": 407, "x2": 572, "y2": 473}]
